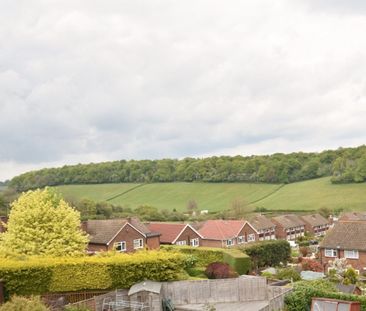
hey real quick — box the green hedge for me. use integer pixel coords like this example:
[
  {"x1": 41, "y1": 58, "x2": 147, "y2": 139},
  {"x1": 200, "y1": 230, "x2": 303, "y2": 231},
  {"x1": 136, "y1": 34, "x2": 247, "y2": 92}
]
[
  {"x1": 285, "y1": 280, "x2": 366, "y2": 311},
  {"x1": 161, "y1": 246, "x2": 251, "y2": 275},
  {"x1": 241, "y1": 240, "x2": 291, "y2": 269},
  {"x1": 0, "y1": 251, "x2": 185, "y2": 296}
]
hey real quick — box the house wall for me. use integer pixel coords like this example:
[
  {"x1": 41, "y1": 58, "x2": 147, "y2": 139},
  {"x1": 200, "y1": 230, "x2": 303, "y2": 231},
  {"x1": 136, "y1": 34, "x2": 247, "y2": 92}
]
[
  {"x1": 146, "y1": 236, "x2": 160, "y2": 250},
  {"x1": 273, "y1": 222, "x2": 286, "y2": 240},
  {"x1": 238, "y1": 223, "x2": 258, "y2": 244},
  {"x1": 175, "y1": 226, "x2": 202, "y2": 246},
  {"x1": 319, "y1": 248, "x2": 366, "y2": 273},
  {"x1": 109, "y1": 223, "x2": 147, "y2": 253}
]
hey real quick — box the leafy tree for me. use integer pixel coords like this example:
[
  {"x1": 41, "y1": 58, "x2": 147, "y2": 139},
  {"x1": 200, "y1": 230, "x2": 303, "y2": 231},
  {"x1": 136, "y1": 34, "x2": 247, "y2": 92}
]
[
  {"x1": 0, "y1": 188, "x2": 88, "y2": 257},
  {"x1": 186, "y1": 199, "x2": 198, "y2": 215}
]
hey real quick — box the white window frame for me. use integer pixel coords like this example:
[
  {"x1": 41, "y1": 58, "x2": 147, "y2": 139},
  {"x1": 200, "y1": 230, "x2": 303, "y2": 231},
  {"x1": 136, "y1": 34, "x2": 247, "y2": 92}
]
[
  {"x1": 176, "y1": 240, "x2": 187, "y2": 246},
  {"x1": 325, "y1": 248, "x2": 338, "y2": 258},
  {"x1": 114, "y1": 241, "x2": 126, "y2": 252},
  {"x1": 226, "y1": 239, "x2": 234, "y2": 247},
  {"x1": 247, "y1": 233, "x2": 256, "y2": 242},
  {"x1": 344, "y1": 250, "x2": 359, "y2": 259},
  {"x1": 237, "y1": 236, "x2": 244, "y2": 244},
  {"x1": 190, "y1": 238, "x2": 199, "y2": 247},
  {"x1": 133, "y1": 238, "x2": 144, "y2": 249}
]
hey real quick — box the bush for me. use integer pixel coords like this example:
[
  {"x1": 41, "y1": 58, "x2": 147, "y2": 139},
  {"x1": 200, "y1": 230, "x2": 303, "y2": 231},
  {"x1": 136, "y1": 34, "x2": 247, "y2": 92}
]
[
  {"x1": 161, "y1": 246, "x2": 251, "y2": 275},
  {"x1": 284, "y1": 280, "x2": 366, "y2": 311},
  {"x1": 276, "y1": 267, "x2": 301, "y2": 282},
  {"x1": 205, "y1": 262, "x2": 238, "y2": 279},
  {"x1": 242, "y1": 240, "x2": 291, "y2": 269},
  {"x1": 0, "y1": 296, "x2": 49, "y2": 311},
  {"x1": 300, "y1": 258, "x2": 323, "y2": 272},
  {"x1": 0, "y1": 251, "x2": 185, "y2": 296}
]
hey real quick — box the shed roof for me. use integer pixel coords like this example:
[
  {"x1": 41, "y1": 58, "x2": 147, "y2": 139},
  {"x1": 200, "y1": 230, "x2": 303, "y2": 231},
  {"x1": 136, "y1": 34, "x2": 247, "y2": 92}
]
[{"x1": 128, "y1": 280, "x2": 162, "y2": 296}]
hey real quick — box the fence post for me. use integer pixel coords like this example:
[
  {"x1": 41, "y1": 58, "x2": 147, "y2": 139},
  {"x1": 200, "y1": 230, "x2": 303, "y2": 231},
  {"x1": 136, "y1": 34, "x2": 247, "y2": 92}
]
[{"x1": 0, "y1": 279, "x2": 5, "y2": 304}]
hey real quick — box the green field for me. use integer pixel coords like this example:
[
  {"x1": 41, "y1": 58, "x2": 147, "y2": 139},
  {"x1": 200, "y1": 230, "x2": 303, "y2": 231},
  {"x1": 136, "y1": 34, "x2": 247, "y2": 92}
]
[{"x1": 54, "y1": 177, "x2": 366, "y2": 213}]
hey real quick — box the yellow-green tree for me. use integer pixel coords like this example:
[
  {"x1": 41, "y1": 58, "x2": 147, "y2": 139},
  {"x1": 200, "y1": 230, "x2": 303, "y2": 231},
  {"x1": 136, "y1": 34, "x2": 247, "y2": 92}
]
[{"x1": 0, "y1": 188, "x2": 88, "y2": 256}]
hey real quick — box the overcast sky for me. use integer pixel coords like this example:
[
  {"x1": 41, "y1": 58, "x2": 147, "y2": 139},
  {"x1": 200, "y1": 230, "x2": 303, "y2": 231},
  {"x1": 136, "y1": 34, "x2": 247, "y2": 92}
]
[{"x1": 1, "y1": 0, "x2": 366, "y2": 181}]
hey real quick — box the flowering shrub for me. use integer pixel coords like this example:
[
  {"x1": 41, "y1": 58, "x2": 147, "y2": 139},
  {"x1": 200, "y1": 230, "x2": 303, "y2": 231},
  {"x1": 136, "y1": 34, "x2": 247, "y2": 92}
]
[{"x1": 301, "y1": 258, "x2": 323, "y2": 272}]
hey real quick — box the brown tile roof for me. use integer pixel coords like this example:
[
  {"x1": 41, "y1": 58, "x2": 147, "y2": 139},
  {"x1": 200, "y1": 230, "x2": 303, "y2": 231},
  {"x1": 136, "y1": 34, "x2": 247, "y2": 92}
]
[
  {"x1": 198, "y1": 219, "x2": 246, "y2": 240},
  {"x1": 300, "y1": 214, "x2": 329, "y2": 227},
  {"x1": 272, "y1": 214, "x2": 305, "y2": 229},
  {"x1": 84, "y1": 218, "x2": 151, "y2": 245},
  {"x1": 249, "y1": 215, "x2": 276, "y2": 231},
  {"x1": 147, "y1": 223, "x2": 187, "y2": 243},
  {"x1": 339, "y1": 212, "x2": 366, "y2": 221},
  {"x1": 319, "y1": 221, "x2": 366, "y2": 251}
]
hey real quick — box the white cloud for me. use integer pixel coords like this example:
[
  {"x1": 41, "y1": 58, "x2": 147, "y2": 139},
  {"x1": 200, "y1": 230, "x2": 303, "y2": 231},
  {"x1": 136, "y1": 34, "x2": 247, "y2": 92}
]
[{"x1": 0, "y1": 0, "x2": 366, "y2": 180}]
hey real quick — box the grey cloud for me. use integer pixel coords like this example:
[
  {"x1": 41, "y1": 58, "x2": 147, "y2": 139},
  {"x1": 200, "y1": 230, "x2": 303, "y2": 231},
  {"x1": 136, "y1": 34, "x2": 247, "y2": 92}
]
[{"x1": 0, "y1": 0, "x2": 366, "y2": 180}]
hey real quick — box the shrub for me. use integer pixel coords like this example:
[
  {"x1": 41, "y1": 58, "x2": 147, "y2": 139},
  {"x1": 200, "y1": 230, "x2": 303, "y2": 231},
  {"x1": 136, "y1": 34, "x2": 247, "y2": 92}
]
[
  {"x1": 285, "y1": 280, "x2": 366, "y2": 311},
  {"x1": 301, "y1": 258, "x2": 323, "y2": 272},
  {"x1": 0, "y1": 251, "x2": 185, "y2": 296},
  {"x1": 276, "y1": 267, "x2": 301, "y2": 282},
  {"x1": 161, "y1": 246, "x2": 251, "y2": 275},
  {"x1": 242, "y1": 240, "x2": 291, "y2": 269},
  {"x1": 0, "y1": 296, "x2": 49, "y2": 311},
  {"x1": 205, "y1": 262, "x2": 238, "y2": 279},
  {"x1": 299, "y1": 246, "x2": 310, "y2": 257}
]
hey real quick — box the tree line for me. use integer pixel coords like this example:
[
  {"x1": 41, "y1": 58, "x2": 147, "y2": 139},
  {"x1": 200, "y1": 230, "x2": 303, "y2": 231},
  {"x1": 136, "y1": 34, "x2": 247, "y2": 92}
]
[{"x1": 8, "y1": 145, "x2": 366, "y2": 191}]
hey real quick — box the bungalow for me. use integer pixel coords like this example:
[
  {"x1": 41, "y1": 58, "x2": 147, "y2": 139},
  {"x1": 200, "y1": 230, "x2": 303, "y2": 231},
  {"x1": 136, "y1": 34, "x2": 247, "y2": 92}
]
[
  {"x1": 249, "y1": 215, "x2": 276, "y2": 241},
  {"x1": 271, "y1": 215, "x2": 305, "y2": 241},
  {"x1": 82, "y1": 218, "x2": 160, "y2": 253},
  {"x1": 319, "y1": 221, "x2": 366, "y2": 273},
  {"x1": 197, "y1": 219, "x2": 258, "y2": 248},
  {"x1": 146, "y1": 222, "x2": 202, "y2": 247},
  {"x1": 300, "y1": 214, "x2": 330, "y2": 237},
  {"x1": 0, "y1": 216, "x2": 7, "y2": 233}
]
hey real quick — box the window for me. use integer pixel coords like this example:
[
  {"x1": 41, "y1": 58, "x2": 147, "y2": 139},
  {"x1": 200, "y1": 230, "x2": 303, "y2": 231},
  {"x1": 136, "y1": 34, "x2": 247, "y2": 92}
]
[
  {"x1": 344, "y1": 250, "x2": 359, "y2": 259},
  {"x1": 133, "y1": 239, "x2": 143, "y2": 249},
  {"x1": 325, "y1": 249, "x2": 338, "y2": 257},
  {"x1": 114, "y1": 241, "x2": 126, "y2": 252},
  {"x1": 190, "y1": 238, "x2": 199, "y2": 247},
  {"x1": 226, "y1": 239, "x2": 234, "y2": 246},
  {"x1": 237, "y1": 236, "x2": 244, "y2": 244},
  {"x1": 247, "y1": 234, "x2": 255, "y2": 242},
  {"x1": 176, "y1": 240, "x2": 187, "y2": 246}
]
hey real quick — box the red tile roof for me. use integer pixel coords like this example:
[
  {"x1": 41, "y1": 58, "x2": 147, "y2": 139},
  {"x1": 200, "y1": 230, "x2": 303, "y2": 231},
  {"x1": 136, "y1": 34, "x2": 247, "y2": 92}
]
[
  {"x1": 147, "y1": 223, "x2": 187, "y2": 244},
  {"x1": 198, "y1": 219, "x2": 246, "y2": 240}
]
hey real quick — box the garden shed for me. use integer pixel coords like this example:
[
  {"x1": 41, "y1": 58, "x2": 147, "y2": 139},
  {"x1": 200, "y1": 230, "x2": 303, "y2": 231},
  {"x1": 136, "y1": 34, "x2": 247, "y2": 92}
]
[{"x1": 128, "y1": 280, "x2": 163, "y2": 311}]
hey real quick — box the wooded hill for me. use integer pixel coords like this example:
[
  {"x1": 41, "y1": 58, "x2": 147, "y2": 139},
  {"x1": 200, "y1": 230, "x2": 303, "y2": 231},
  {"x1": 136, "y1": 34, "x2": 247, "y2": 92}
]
[{"x1": 9, "y1": 145, "x2": 366, "y2": 191}]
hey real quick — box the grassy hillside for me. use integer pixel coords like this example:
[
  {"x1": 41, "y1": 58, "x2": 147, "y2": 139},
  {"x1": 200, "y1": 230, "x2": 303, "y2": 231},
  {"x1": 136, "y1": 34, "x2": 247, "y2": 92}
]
[
  {"x1": 56, "y1": 183, "x2": 280, "y2": 212},
  {"x1": 54, "y1": 177, "x2": 366, "y2": 213}
]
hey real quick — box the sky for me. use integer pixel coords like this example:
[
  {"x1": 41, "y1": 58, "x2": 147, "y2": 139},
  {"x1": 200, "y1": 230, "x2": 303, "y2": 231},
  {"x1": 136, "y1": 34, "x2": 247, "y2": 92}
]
[{"x1": 1, "y1": 0, "x2": 366, "y2": 181}]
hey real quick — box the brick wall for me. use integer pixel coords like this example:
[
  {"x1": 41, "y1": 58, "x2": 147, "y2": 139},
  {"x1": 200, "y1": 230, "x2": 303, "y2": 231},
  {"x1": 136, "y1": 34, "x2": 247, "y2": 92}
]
[
  {"x1": 175, "y1": 226, "x2": 201, "y2": 246},
  {"x1": 319, "y1": 248, "x2": 366, "y2": 273}
]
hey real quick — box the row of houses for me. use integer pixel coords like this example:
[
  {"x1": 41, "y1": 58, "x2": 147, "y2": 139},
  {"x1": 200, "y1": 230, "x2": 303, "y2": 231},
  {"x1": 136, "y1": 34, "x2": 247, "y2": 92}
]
[{"x1": 81, "y1": 213, "x2": 330, "y2": 253}]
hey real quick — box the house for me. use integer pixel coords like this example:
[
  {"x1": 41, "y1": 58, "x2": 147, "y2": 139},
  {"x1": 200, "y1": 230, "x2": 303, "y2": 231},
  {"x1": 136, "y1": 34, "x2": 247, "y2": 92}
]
[
  {"x1": 339, "y1": 212, "x2": 366, "y2": 222},
  {"x1": 146, "y1": 222, "x2": 202, "y2": 246},
  {"x1": 300, "y1": 214, "x2": 330, "y2": 236},
  {"x1": 83, "y1": 218, "x2": 160, "y2": 253},
  {"x1": 271, "y1": 215, "x2": 305, "y2": 240},
  {"x1": 0, "y1": 216, "x2": 7, "y2": 233},
  {"x1": 248, "y1": 215, "x2": 276, "y2": 241},
  {"x1": 319, "y1": 221, "x2": 366, "y2": 273},
  {"x1": 197, "y1": 219, "x2": 258, "y2": 248}
]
